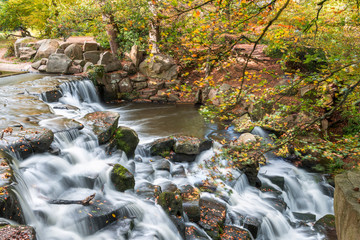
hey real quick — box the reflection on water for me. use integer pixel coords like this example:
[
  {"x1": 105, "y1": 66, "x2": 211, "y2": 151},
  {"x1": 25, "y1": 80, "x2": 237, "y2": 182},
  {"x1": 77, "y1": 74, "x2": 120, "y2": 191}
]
[{"x1": 109, "y1": 103, "x2": 211, "y2": 144}]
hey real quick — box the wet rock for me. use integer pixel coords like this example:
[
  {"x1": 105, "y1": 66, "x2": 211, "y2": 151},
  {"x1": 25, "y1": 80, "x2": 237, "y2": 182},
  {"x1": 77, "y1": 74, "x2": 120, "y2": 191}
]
[
  {"x1": 40, "y1": 117, "x2": 84, "y2": 133},
  {"x1": 157, "y1": 191, "x2": 183, "y2": 216},
  {"x1": 83, "y1": 41, "x2": 99, "y2": 52},
  {"x1": 243, "y1": 216, "x2": 261, "y2": 238},
  {"x1": 46, "y1": 53, "x2": 72, "y2": 74},
  {"x1": 170, "y1": 215, "x2": 186, "y2": 239},
  {"x1": 183, "y1": 201, "x2": 201, "y2": 222},
  {"x1": 221, "y1": 225, "x2": 252, "y2": 240},
  {"x1": 0, "y1": 225, "x2": 36, "y2": 240},
  {"x1": 173, "y1": 136, "x2": 212, "y2": 162},
  {"x1": 135, "y1": 163, "x2": 154, "y2": 179},
  {"x1": 179, "y1": 185, "x2": 200, "y2": 202},
  {"x1": 82, "y1": 111, "x2": 120, "y2": 144},
  {"x1": 264, "y1": 197, "x2": 287, "y2": 213},
  {"x1": 171, "y1": 165, "x2": 186, "y2": 178},
  {"x1": 153, "y1": 159, "x2": 171, "y2": 171},
  {"x1": 0, "y1": 127, "x2": 54, "y2": 159},
  {"x1": 98, "y1": 51, "x2": 122, "y2": 72},
  {"x1": 118, "y1": 78, "x2": 133, "y2": 93},
  {"x1": 123, "y1": 62, "x2": 136, "y2": 74},
  {"x1": 150, "y1": 95, "x2": 167, "y2": 102},
  {"x1": 185, "y1": 224, "x2": 211, "y2": 240},
  {"x1": 266, "y1": 175, "x2": 285, "y2": 190},
  {"x1": 109, "y1": 126, "x2": 139, "y2": 158},
  {"x1": 195, "y1": 181, "x2": 217, "y2": 193},
  {"x1": 157, "y1": 181, "x2": 178, "y2": 193},
  {"x1": 0, "y1": 151, "x2": 25, "y2": 224},
  {"x1": 34, "y1": 39, "x2": 59, "y2": 59},
  {"x1": 139, "y1": 54, "x2": 178, "y2": 80},
  {"x1": 154, "y1": 170, "x2": 171, "y2": 179},
  {"x1": 64, "y1": 43, "x2": 83, "y2": 60},
  {"x1": 83, "y1": 51, "x2": 102, "y2": 64},
  {"x1": 110, "y1": 164, "x2": 135, "y2": 192},
  {"x1": 168, "y1": 93, "x2": 180, "y2": 102},
  {"x1": 41, "y1": 89, "x2": 62, "y2": 102},
  {"x1": 135, "y1": 181, "x2": 159, "y2": 198},
  {"x1": 199, "y1": 195, "x2": 227, "y2": 239},
  {"x1": 149, "y1": 138, "x2": 176, "y2": 157},
  {"x1": 314, "y1": 214, "x2": 337, "y2": 240},
  {"x1": 292, "y1": 212, "x2": 316, "y2": 222},
  {"x1": 70, "y1": 195, "x2": 138, "y2": 235}
]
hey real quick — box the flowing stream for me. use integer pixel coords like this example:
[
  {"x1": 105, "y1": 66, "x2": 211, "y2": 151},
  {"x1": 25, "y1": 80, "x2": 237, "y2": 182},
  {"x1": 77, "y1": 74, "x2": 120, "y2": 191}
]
[{"x1": 6, "y1": 77, "x2": 334, "y2": 239}]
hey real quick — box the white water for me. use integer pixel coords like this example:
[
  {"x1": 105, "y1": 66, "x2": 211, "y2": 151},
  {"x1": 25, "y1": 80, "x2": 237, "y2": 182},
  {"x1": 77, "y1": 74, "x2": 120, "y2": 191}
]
[{"x1": 10, "y1": 79, "x2": 333, "y2": 240}]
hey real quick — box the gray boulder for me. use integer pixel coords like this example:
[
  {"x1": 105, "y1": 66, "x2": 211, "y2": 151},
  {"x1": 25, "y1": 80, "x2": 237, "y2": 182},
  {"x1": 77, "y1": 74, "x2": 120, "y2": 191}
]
[
  {"x1": 46, "y1": 54, "x2": 72, "y2": 74},
  {"x1": 82, "y1": 111, "x2": 120, "y2": 144},
  {"x1": 98, "y1": 51, "x2": 122, "y2": 72},
  {"x1": 64, "y1": 43, "x2": 83, "y2": 60},
  {"x1": 34, "y1": 39, "x2": 59, "y2": 59},
  {"x1": 128, "y1": 44, "x2": 145, "y2": 67},
  {"x1": 118, "y1": 78, "x2": 133, "y2": 93},
  {"x1": 83, "y1": 51, "x2": 102, "y2": 64},
  {"x1": 139, "y1": 54, "x2": 178, "y2": 80},
  {"x1": 19, "y1": 47, "x2": 37, "y2": 60},
  {"x1": 83, "y1": 41, "x2": 99, "y2": 51},
  {"x1": 14, "y1": 37, "x2": 38, "y2": 58}
]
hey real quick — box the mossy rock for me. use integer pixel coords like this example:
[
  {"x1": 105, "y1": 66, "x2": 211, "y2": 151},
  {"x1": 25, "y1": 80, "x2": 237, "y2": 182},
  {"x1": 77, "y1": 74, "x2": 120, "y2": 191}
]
[
  {"x1": 87, "y1": 65, "x2": 105, "y2": 86},
  {"x1": 157, "y1": 192, "x2": 183, "y2": 217},
  {"x1": 111, "y1": 126, "x2": 139, "y2": 158},
  {"x1": 110, "y1": 164, "x2": 135, "y2": 192},
  {"x1": 149, "y1": 137, "x2": 176, "y2": 156}
]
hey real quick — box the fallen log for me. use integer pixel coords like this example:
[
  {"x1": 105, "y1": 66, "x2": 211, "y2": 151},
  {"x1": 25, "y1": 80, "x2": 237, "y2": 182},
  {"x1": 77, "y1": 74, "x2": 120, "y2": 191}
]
[{"x1": 48, "y1": 193, "x2": 96, "y2": 206}]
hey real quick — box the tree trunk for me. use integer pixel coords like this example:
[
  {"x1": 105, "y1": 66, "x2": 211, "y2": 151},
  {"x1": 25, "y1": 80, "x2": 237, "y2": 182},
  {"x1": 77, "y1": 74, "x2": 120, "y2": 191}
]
[
  {"x1": 99, "y1": 0, "x2": 120, "y2": 55},
  {"x1": 148, "y1": 0, "x2": 161, "y2": 54}
]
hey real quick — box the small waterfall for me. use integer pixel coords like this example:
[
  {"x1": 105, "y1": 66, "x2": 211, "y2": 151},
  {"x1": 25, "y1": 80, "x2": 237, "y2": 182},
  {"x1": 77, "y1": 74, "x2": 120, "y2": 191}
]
[{"x1": 5, "y1": 77, "x2": 334, "y2": 240}]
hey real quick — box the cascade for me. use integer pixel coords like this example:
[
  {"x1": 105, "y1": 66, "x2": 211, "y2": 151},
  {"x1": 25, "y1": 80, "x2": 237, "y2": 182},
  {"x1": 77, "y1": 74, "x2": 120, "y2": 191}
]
[{"x1": 7, "y1": 78, "x2": 333, "y2": 239}]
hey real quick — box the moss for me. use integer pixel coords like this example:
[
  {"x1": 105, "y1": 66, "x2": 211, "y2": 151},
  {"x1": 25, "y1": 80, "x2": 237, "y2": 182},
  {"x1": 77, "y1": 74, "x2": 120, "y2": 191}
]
[
  {"x1": 87, "y1": 65, "x2": 105, "y2": 86},
  {"x1": 110, "y1": 164, "x2": 135, "y2": 192},
  {"x1": 112, "y1": 127, "x2": 139, "y2": 158}
]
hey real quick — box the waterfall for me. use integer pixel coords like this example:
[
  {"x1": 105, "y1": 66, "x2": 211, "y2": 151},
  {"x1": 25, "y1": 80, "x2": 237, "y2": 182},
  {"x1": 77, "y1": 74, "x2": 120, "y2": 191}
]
[{"x1": 6, "y1": 77, "x2": 333, "y2": 240}]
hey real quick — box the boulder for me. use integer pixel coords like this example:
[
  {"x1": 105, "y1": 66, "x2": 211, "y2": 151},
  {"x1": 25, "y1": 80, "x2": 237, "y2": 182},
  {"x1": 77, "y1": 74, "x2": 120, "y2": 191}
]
[
  {"x1": 83, "y1": 51, "x2": 102, "y2": 64},
  {"x1": 153, "y1": 159, "x2": 171, "y2": 171},
  {"x1": 109, "y1": 126, "x2": 139, "y2": 158},
  {"x1": 73, "y1": 59, "x2": 86, "y2": 67},
  {"x1": 199, "y1": 195, "x2": 227, "y2": 239},
  {"x1": 148, "y1": 80, "x2": 165, "y2": 90},
  {"x1": 233, "y1": 114, "x2": 253, "y2": 133},
  {"x1": 81, "y1": 111, "x2": 120, "y2": 144},
  {"x1": 334, "y1": 170, "x2": 360, "y2": 240},
  {"x1": 46, "y1": 54, "x2": 72, "y2": 74},
  {"x1": 179, "y1": 184, "x2": 200, "y2": 202},
  {"x1": 173, "y1": 136, "x2": 212, "y2": 162},
  {"x1": 128, "y1": 45, "x2": 145, "y2": 67},
  {"x1": 34, "y1": 39, "x2": 59, "y2": 59},
  {"x1": 41, "y1": 89, "x2": 62, "y2": 102},
  {"x1": 235, "y1": 133, "x2": 257, "y2": 144},
  {"x1": 31, "y1": 60, "x2": 42, "y2": 70},
  {"x1": 110, "y1": 164, "x2": 135, "y2": 192},
  {"x1": 185, "y1": 224, "x2": 211, "y2": 240},
  {"x1": 171, "y1": 165, "x2": 186, "y2": 178},
  {"x1": 118, "y1": 78, "x2": 133, "y2": 93},
  {"x1": 98, "y1": 51, "x2": 122, "y2": 72},
  {"x1": 139, "y1": 54, "x2": 178, "y2": 80},
  {"x1": 58, "y1": 42, "x2": 73, "y2": 50},
  {"x1": 68, "y1": 64, "x2": 83, "y2": 74},
  {"x1": 133, "y1": 81, "x2": 148, "y2": 90},
  {"x1": 149, "y1": 138, "x2": 176, "y2": 157},
  {"x1": 131, "y1": 74, "x2": 147, "y2": 82},
  {"x1": 292, "y1": 212, "x2": 316, "y2": 222},
  {"x1": 14, "y1": 37, "x2": 37, "y2": 58},
  {"x1": 243, "y1": 216, "x2": 261, "y2": 238},
  {"x1": 19, "y1": 47, "x2": 37, "y2": 60},
  {"x1": 123, "y1": 62, "x2": 137, "y2": 74},
  {"x1": 0, "y1": 127, "x2": 54, "y2": 159},
  {"x1": 83, "y1": 41, "x2": 99, "y2": 51},
  {"x1": 221, "y1": 225, "x2": 252, "y2": 240},
  {"x1": 157, "y1": 191, "x2": 183, "y2": 216},
  {"x1": 0, "y1": 225, "x2": 36, "y2": 240},
  {"x1": 183, "y1": 201, "x2": 201, "y2": 222},
  {"x1": 64, "y1": 43, "x2": 83, "y2": 60},
  {"x1": 314, "y1": 214, "x2": 337, "y2": 240},
  {"x1": 83, "y1": 62, "x2": 94, "y2": 72},
  {"x1": 38, "y1": 65, "x2": 47, "y2": 72},
  {"x1": 134, "y1": 181, "x2": 159, "y2": 198},
  {"x1": 40, "y1": 117, "x2": 84, "y2": 133}
]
